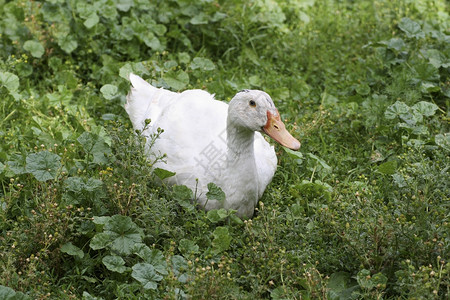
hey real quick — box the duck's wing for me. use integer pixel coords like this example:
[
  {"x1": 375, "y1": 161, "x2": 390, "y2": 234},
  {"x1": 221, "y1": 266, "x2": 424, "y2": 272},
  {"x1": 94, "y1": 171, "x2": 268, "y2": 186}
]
[
  {"x1": 125, "y1": 73, "x2": 177, "y2": 132},
  {"x1": 147, "y1": 88, "x2": 229, "y2": 188}
]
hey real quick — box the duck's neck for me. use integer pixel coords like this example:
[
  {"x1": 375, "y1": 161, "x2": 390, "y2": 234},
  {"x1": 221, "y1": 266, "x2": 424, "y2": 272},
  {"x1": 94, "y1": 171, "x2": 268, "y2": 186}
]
[
  {"x1": 226, "y1": 124, "x2": 255, "y2": 160},
  {"x1": 223, "y1": 119, "x2": 259, "y2": 217}
]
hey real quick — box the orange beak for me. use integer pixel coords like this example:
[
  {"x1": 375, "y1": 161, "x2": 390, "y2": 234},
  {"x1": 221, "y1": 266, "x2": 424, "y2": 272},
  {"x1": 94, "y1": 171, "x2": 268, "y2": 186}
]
[{"x1": 263, "y1": 110, "x2": 301, "y2": 150}]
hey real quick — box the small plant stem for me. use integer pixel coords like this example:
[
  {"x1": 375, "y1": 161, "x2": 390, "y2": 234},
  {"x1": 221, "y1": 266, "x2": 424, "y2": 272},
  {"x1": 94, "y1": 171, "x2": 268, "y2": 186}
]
[{"x1": 310, "y1": 165, "x2": 317, "y2": 182}]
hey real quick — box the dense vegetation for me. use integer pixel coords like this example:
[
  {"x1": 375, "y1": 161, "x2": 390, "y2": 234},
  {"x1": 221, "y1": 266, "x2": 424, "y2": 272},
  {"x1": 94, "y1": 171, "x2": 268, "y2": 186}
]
[{"x1": 0, "y1": 0, "x2": 449, "y2": 299}]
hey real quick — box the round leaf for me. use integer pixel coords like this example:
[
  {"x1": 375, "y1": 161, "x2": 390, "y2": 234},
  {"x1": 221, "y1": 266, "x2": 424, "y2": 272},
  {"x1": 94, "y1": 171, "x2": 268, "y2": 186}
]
[
  {"x1": 212, "y1": 226, "x2": 232, "y2": 254},
  {"x1": 102, "y1": 255, "x2": 126, "y2": 273},
  {"x1": 206, "y1": 182, "x2": 225, "y2": 202},
  {"x1": 100, "y1": 84, "x2": 118, "y2": 100},
  {"x1": 0, "y1": 71, "x2": 20, "y2": 92},
  {"x1": 190, "y1": 57, "x2": 215, "y2": 71},
  {"x1": 398, "y1": 18, "x2": 424, "y2": 39},
  {"x1": 163, "y1": 70, "x2": 189, "y2": 90},
  {"x1": 83, "y1": 12, "x2": 99, "y2": 29},
  {"x1": 131, "y1": 263, "x2": 163, "y2": 290},
  {"x1": 411, "y1": 101, "x2": 438, "y2": 117},
  {"x1": 26, "y1": 151, "x2": 61, "y2": 181},
  {"x1": 61, "y1": 242, "x2": 84, "y2": 259},
  {"x1": 132, "y1": 244, "x2": 168, "y2": 275},
  {"x1": 23, "y1": 40, "x2": 45, "y2": 58},
  {"x1": 178, "y1": 239, "x2": 199, "y2": 255},
  {"x1": 104, "y1": 215, "x2": 143, "y2": 255}
]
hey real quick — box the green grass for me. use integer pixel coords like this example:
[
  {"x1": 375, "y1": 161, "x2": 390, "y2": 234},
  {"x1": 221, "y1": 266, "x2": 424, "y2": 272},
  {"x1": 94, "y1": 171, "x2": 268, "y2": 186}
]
[{"x1": 0, "y1": 0, "x2": 449, "y2": 299}]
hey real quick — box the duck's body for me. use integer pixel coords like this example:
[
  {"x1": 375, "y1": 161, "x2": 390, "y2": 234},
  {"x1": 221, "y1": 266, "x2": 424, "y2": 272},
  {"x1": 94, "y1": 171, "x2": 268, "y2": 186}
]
[{"x1": 125, "y1": 74, "x2": 300, "y2": 218}]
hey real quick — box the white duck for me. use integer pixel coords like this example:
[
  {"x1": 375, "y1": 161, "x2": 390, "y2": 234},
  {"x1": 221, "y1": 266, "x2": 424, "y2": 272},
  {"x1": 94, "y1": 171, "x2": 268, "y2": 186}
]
[{"x1": 125, "y1": 73, "x2": 300, "y2": 218}]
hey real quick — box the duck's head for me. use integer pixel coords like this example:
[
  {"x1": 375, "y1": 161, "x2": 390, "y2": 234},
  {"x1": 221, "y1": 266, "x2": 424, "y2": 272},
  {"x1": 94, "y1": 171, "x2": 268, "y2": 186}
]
[{"x1": 228, "y1": 90, "x2": 301, "y2": 150}]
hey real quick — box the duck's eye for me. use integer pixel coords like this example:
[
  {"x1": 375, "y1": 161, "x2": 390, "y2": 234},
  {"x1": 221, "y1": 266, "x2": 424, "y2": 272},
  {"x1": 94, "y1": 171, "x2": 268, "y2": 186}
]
[{"x1": 249, "y1": 100, "x2": 256, "y2": 107}]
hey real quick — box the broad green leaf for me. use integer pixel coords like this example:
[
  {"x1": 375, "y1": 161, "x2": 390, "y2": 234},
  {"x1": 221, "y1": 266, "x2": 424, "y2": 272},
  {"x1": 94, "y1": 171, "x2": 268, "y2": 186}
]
[
  {"x1": 0, "y1": 285, "x2": 17, "y2": 299},
  {"x1": 270, "y1": 286, "x2": 289, "y2": 300},
  {"x1": 102, "y1": 255, "x2": 126, "y2": 273},
  {"x1": 207, "y1": 208, "x2": 229, "y2": 223},
  {"x1": 6, "y1": 156, "x2": 27, "y2": 176},
  {"x1": 100, "y1": 84, "x2": 118, "y2": 100},
  {"x1": 212, "y1": 226, "x2": 232, "y2": 253},
  {"x1": 92, "y1": 216, "x2": 110, "y2": 225},
  {"x1": 229, "y1": 213, "x2": 244, "y2": 225},
  {"x1": 385, "y1": 101, "x2": 410, "y2": 119},
  {"x1": 377, "y1": 160, "x2": 397, "y2": 175},
  {"x1": 153, "y1": 168, "x2": 176, "y2": 180},
  {"x1": 0, "y1": 71, "x2": 20, "y2": 92},
  {"x1": 206, "y1": 183, "x2": 225, "y2": 202},
  {"x1": 119, "y1": 63, "x2": 133, "y2": 80},
  {"x1": 89, "y1": 232, "x2": 111, "y2": 250},
  {"x1": 190, "y1": 13, "x2": 208, "y2": 25},
  {"x1": 406, "y1": 139, "x2": 425, "y2": 148},
  {"x1": 356, "y1": 83, "x2": 370, "y2": 96},
  {"x1": 381, "y1": 38, "x2": 406, "y2": 52},
  {"x1": 0, "y1": 162, "x2": 4, "y2": 174},
  {"x1": 163, "y1": 70, "x2": 189, "y2": 90},
  {"x1": 82, "y1": 291, "x2": 101, "y2": 300},
  {"x1": 57, "y1": 35, "x2": 78, "y2": 54},
  {"x1": 385, "y1": 101, "x2": 420, "y2": 125},
  {"x1": 101, "y1": 4, "x2": 118, "y2": 19},
  {"x1": 321, "y1": 92, "x2": 338, "y2": 108},
  {"x1": 178, "y1": 239, "x2": 199, "y2": 255},
  {"x1": 172, "y1": 185, "x2": 195, "y2": 211},
  {"x1": 356, "y1": 269, "x2": 372, "y2": 289},
  {"x1": 102, "y1": 113, "x2": 117, "y2": 120},
  {"x1": 23, "y1": 40, "x2": 45, "y2": 58},
  {"x1": 45, "y1": 85, "x2": 73, "y2": 108},
  {"x1": 392, "y1": 173, "x2": 407, "y2": 188},
  {"x1": 91, "y1": 125, "x2": 113, "y2": 146},
  {"x1": 61, "y1": 242, "x2": 84, "y2": 259},
  {"x1": 77, "y1": 132, "x2": 112, "y2": 165},
  {"x1": 283, "y1": 147, "x2": 303, "y2": 161},
  {"x1": 398, "y1": 18, "x2": 424, "y2": 39},
  {"x1": 141, "y1": 32, "x2": 162, "y2": 50},
  {"x1": 85, "y1": 178, "x2": 104, "y2": 191},
  {"x1": 84, "y1": 12, "x2": 99, "y2": 29},
  {"x1": 164, "y1": 60, "x2": 178, "y2": 70},
  {"x1": 411, "y1": 101, "x2": 438, "y2": 117},
  {"x1": 420, "y1": 82, "x2": 441, "y2": 94},
  {"x1": 103, "y1": 215, "x2": 143, "y2": 255},
  {"x1": 190, "y1": 57, "x2": 215, "y2": 71},
  {"x1": 132, "y1": 244, "x2": 168, "y2": 275},
  {"x1": 0, "y1": 285, "x2": 30, "y2": 300},
  {"x1": 131, "y1": 263, "x2": 163, "y2": 290},
  {"x1": 64, "y1": 177, "x2": 84, "y2": 193},
  {"x1": 151, "y1": 24, "x2": 167, "y2": 36},
  {"x1": 178, "y1": 52, "x2": 191, "y2": 64},
  {"x1": 116, "y1": 0, "x2": 134, "y2": 12},
  {"x1": 26, "y1": 151, "x2": 61, "y2": 181},
  {"x1": 414, "y1": 62, "x2": 440, "y2": 82},
  {"x1": 65, "y1": 177, "x2": 103, "y2": 193},
  {"x1": 422, "y1": 49, "x2": 450, "y2": 68},
  {"x1": 171, "y1": 255, "x2": 188, "y2": 281},
  {"x1": 327, "y1": 272, "x2": 359, "y2": 300}
]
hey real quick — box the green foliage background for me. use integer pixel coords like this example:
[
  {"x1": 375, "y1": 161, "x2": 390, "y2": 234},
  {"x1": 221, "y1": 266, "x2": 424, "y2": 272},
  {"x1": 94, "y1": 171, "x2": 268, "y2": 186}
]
[{"x1": 0, "y1": 0, "x2": 449, "y2": 299}]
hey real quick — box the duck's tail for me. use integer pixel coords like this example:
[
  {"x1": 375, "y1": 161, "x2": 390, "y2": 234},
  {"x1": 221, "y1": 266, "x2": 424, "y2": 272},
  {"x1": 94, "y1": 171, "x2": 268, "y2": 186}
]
[{"x1": 125, "y1": 73, "x2": 174, "y2": 131}]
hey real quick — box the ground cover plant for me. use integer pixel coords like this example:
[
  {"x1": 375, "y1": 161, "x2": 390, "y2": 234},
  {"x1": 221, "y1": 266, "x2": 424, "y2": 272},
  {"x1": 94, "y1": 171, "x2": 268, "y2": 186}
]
[{"x1": 0, "y1": 0, "x2": 449, "y2": 299}]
